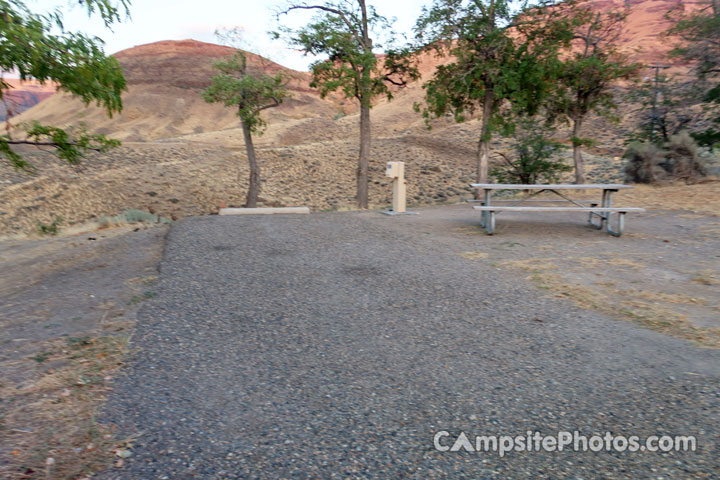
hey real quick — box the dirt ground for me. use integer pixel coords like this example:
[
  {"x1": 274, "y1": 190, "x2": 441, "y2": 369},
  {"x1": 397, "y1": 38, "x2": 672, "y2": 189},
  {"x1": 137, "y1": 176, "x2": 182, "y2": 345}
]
[
  {"x1": 0, "y1": 224, "x2": 167, "y2": 478},
  {"x1": 1, "y1": 186, "x2": 719, "y2": 477},
  {"x1": 371, "y1": 201, "x2": 720, "y2": 348}
]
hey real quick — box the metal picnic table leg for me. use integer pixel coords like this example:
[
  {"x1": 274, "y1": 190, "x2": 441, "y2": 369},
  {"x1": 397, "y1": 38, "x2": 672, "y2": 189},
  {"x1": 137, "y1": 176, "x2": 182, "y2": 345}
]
[
  {"x1": 606, "y1": 211, "x2": 625, "y2": 237},
  {"x1": 479, "y1": 189, "x2": 491, "y2": 228},
  {"x1": 588, "y1": 189, "x2": 611, "y2": 230},
  {"x1": 486, "y1": 210, "x2": 496, "y2": 234},
  {"x1": 603, "y1": 189, "x2": 617, "y2": 234}
]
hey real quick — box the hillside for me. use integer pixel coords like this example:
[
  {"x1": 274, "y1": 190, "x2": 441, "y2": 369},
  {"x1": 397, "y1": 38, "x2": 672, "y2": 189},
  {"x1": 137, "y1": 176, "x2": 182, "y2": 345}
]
[
  {"x1": 0, "y1": 79, "x2": 56, "y2": 122},
  {"x1": 6, "y1": 40, "x2": 344, "y2": 141},
  {"x1": 1, "y1": 0, "x2": 718, "y2": 236},
  {"x1": 6, "y1": 0, "x2": 697, "y2": 142}
]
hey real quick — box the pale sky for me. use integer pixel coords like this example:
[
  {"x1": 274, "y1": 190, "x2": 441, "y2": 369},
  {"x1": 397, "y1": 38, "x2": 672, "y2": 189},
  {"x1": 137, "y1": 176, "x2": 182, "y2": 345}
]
[{"x1": 27, "y1": 0, "x2": 429, "y2": 71}]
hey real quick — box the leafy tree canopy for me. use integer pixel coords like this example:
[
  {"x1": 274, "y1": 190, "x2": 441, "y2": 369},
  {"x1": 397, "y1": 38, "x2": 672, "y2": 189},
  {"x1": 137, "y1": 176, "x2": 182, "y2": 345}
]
[
  {"x1": 545, "y1": 3, "x2": 639, "y2": 183},
  {"x1": 414, "y1": 0, "x2": 577, "y2": 184},
  {"x1": 202, "y1": 50, "x2": 288, "y2": 208},
  {"x1": 415, "y1": 0, "x2": 575, "y2": 130},
  {"x1": 669, "y1": 0, "x2": 720, "y2": 148},
  {"x1": 275, "y1": 1, "x2": 417, "y2": 107},
  {"x1": 202, "y1": 52, "x2": 288, "y2": 134},
  {"x1": 0, "y1": 0, "x2": 129, "y2": 171},
  {"x1": 275, "y1": 1, "x2": 418, "y2": 208}
]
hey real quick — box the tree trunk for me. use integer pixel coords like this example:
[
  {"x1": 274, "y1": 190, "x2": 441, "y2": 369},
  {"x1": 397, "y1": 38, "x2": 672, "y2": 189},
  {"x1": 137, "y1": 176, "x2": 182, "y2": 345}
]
[
  {"x1": 475, "y1": 86, "x2": 494, "y2": 198},
  {"x1": 572, "y1": 116, "x2": 586, "y2": 184},
  {"x1": 357, "y1": 103, "x2": 371, "y2": 209},
  {"x1": 354, "y1": 0, "x2": 372, "y2": 210},
  {"x1": 241, "y1": 120, "x2": 260, "y2": 208}
]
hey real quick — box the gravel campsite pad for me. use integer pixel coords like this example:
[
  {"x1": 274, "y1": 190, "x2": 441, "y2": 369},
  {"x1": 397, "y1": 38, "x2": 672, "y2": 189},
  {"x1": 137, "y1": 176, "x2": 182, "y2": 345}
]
[{"x1": 102, "y1": 207, "x2": 719, "y2": 479}]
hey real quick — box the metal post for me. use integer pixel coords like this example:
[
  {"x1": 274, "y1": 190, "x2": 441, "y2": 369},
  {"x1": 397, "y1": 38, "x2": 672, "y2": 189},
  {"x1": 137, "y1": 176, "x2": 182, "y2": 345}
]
[{"x1": 648, "y1": 64, "x2": 670, "y2": 143}]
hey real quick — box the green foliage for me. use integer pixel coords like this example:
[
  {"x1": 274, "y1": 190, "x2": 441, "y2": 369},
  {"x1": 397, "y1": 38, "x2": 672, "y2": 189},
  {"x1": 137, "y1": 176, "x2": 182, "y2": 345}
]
[
  {"x1": 570, "y1": 137, "x2": 597, "y2": 148},
  {"x1": 1, "y1": 122, "x2": 121, "y2": 170},
  {"x1": 624, "y1": 73, "x2": 693, "y2": 145},
  {"x1": 67, "y1": 336, "x2": 94, "y2": 348},
  {"x1": 668, "y1": 0, "x2": 720, "y2": 149},
  {"x1": 547, "y1": 5, "x2": 639, "y2": 149},
  {"x1": 691, "y1": 127, "x2": 720, "y2": 149},
  {"x1": 36, "y1": 216, "x2": 63, "y2": 236},
  {"x1": 31, "y1": 352, "x2": 50, "y2": 363},
  {"x1": 549, "y1": 7, "x2": 639, "y2": 120},
  {"x1": 202, "y1": 52, "x2": 288, "y2": 134},
  {"x1": 0, "y1": 0, "x2": 128, "y2": 170},
  {"x1": 491, "y1": 120, "x2": 570, "y2": 184},
  {"x1": 692, "y1": 79, "x2": 720, "y2": 148},
  {"x1": 414, "y1": 0, "x2": 576, "y2": 131},
  {"x1": 669, "y1": 0, "x2": 720, "y2": 80},
  {"x1": 276, "y1": 1, "x2": 418, "y2": 207},
  {"x1": 276, "y1": 1, "x2": 418, "y2": 108},
  {"x1": 128, "y1": 291, "x2": 156, "y2": 305}
]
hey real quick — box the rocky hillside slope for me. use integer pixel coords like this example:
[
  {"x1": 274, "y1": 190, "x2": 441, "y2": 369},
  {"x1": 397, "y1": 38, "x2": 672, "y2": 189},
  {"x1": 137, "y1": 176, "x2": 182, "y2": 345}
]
[
  {"x1": 5, "y1": 40, "x2": 344, "y2": 141},
  {"x1": 0, "y1": 79, "x2": 56, "y2": 122}
]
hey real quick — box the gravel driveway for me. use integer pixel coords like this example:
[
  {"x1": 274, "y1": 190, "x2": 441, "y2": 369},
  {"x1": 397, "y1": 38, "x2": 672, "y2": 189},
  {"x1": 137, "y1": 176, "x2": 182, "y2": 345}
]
[{"x1": 102, "y1": 209, "x2": 719, "y2": 479}]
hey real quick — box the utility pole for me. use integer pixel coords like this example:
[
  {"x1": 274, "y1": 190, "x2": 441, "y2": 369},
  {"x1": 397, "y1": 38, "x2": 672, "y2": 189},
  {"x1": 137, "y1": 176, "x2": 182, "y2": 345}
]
[{"x1": 648, "y1": 64, "x2": 670, "y2": 143}]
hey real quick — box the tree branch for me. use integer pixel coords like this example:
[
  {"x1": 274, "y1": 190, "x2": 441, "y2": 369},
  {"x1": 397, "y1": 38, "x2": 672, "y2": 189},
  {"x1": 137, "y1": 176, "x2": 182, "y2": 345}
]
[
  {"x1": 383, "y1": 75, "x2": 407, "y2": 87},
  {"x1": 279, "y1": 4, "x2": 365, "y2": 47},
  {"x1": 255, "y1": 97, "x2": 282, "y2": 112},
  {"x1": 5, "y1": 140, "x2": 105, "y2": 151}
]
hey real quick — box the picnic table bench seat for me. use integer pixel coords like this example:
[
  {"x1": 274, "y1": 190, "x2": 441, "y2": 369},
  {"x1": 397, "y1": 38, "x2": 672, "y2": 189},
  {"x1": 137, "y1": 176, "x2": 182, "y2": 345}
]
[{"x1": 470, "y1": 183, "x2": 645, "y2": 236}]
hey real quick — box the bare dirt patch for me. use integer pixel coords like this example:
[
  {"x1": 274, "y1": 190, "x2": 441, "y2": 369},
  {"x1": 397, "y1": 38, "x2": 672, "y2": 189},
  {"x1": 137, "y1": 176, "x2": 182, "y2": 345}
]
[
  {"x1": 375, "y1": 198, "x2": 720, "y2": 348},
  {"x1": 0, "y1": 225, "x2": 166, "y2": 478}
]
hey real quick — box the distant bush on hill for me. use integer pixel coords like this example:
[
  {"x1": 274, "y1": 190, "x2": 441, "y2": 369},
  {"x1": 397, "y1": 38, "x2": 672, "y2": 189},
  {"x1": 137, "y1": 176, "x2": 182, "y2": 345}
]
[{"x1": 624, "y1": 132, "x2": 708, "y2": 183}]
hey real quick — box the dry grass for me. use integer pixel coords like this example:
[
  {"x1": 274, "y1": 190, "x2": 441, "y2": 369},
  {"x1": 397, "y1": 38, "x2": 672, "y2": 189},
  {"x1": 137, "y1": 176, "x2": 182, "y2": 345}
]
[
  {"x1": 498, "y1": 258, "x2": 560, "y2": 272},
  {"x1": 575, "y1": 256, "x2": 645, "y2": 269},
  {"x1": 498, "y1": 257, "x2": 720, "y2": 348},
  {"x1": 691, "y1": 269, "x2": 719, "y2": 285},
  {"x1": 618, "y1": 300, "x2": 720, "y2": 348},
  {"x1": 625, "y1": 289, "x2": 708, "y2": 305},
  {"x1": 458, "y1": 251, "x2": 489, "y2": 260},
  {"x1": 454, "y1": 225, "x2": 488, "y2": 236},
  {"x1": 0, "y1": 332, "x2": 133, "y2": 479},
  {"x1": 617, "y1": 181, "x2": 720, "y2": 216}
]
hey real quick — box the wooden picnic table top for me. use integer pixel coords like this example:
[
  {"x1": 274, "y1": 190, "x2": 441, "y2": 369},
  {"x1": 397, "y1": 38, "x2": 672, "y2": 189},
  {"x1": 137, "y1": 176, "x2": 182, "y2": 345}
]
[{"x1": 470, "y1": 183, "x2": 635, "y2": 190}]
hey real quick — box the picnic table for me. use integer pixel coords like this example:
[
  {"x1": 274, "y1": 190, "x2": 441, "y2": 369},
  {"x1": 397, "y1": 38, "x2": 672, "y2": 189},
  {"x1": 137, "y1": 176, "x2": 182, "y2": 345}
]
[{"x1": 470, "y1": 183, "x2": 645, "y2": 236}]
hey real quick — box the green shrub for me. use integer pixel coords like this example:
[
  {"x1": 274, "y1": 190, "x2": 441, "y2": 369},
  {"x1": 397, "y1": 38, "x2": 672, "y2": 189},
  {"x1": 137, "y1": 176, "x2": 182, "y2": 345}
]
[
  {"x1": 691, "y1": 128, "x2": 720, "y2": 150},
  {"x1": 36, "y1": 216, "x2": 63, "y2": 236},
  {"x1": 492, "y1": 122, "x2": 570, "y2": 184}
]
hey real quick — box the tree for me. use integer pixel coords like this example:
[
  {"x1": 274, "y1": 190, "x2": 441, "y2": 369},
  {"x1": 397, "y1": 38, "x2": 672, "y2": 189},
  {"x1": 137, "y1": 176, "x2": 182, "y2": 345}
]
[
  {"x1": 414, "y1": 0, "x2": 575, "y2": 188},
  {"x1": 625, "y1": 72, "x2": 698, "y2": 145},
  {"x1": 202, "y1": 52, "x2": 287, "y2": 208},
  {"x1": 491, "y1": 118, "x2": 570, "y2": 184},
  {"x1": 549, "y1": 4, "x2": 639, "y2": 184},
  {"x1": 669, "y1": 0, "x2": 720, "y2": 148},
  {"x1": 276, "y1": 1, "x2": 417, "y2": 209},
  {"x1": 0, "y1": 0, "x2": 129, "y2": 170}
]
